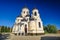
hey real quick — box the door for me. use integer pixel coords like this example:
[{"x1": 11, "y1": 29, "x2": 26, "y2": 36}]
[{"x1": 25, "y1": 24, "x2": 27, "y2": 34}]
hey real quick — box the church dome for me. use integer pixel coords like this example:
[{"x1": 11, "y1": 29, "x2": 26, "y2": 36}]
[
  {"x1": 32, "y1": 7, "x2": 39, "y2": 14},
  {"x1": 32, "y1": 7, "x2": 38, "y2": 10},
  {"x1": 21, "y1": 6, "x2": 29, "y2": 17},
  {"x1": 22, "y1": 6, "x2": 29, "y2": 12}
]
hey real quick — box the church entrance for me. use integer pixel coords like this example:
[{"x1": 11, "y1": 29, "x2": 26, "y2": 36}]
[{"x1": 25, "y1": 24, "x2": 27, "y2": 35}]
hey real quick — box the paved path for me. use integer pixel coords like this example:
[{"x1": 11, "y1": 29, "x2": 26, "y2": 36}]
[
  {"x1": 0, "y1": 33, "x2": 60, "y2": 40},
  {"x1": 0, "y1": 33, "x2": 10, "y2": 40}
]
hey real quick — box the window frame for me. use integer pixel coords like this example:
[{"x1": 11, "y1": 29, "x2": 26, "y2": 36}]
[
  {"x1": 34, "y1": 12, "x2": 37, "y2": 16},
  {"x1": 38, "y1": 22, "x2": 41, "y2": 28}
]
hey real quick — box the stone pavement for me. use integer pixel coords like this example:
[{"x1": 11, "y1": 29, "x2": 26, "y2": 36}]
[{"x1": 0, "y1": 33, "x2": 60, "y2": 40}]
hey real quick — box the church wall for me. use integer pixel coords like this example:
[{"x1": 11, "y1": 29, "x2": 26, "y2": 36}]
[
  {"x1": 28, "y1": 20, "x2": 37, "y2": 33},
  {"x1": 12, "y1": 7, "x2": 44, "y2": 35},
  {"x1": 37, "y1": 19, "x2": 44, "y2": 30},
  {"x1": 21, "y1": 25, "x2": 25, "y2": 33},
  {"x1": 15, "y1": 17, "x2": 23, "y2": 23}
]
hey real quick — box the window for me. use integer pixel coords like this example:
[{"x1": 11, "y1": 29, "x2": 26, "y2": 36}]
[
  {"x1": 38, "y1": 22, "x2": 41, "y2": 28},
  {"x1": 25, "y1": 24, "x2": 27, "y2": 27},
  {"x1": 27, "y1": 18, "x2": 29, "y2": 21},
  {"x1": 27, "y1": 11, "x2": 28, "y2": 14},
  {"x1": 24, "y1": 11, "x2": 25, "y2": 13},
  {"x1": 17, "y1": 19, "x2": 19, "y2": 22},
  {"x1": 34, "y1": 12, "x2": 37, "y2": 16}
]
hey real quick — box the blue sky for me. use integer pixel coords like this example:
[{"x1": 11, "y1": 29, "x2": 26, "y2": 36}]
[{"x1": 0, "y1": 0, "x2": 60, "y2": 29}]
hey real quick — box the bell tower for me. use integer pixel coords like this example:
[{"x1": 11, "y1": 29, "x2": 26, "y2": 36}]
[
  {"x1": 21, "y1": 6, "x2": 29, "y2": 17},
  {"x1": 32, "y1": 8, "x2": 40, "y2": 19},
  {"x1": 31, "y1": 8, "x2": 44, "y2": 33}
]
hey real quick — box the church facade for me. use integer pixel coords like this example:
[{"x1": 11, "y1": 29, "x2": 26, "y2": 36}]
[{"x1": 12, "y1": 7, "x2": 44, "y2": 35}]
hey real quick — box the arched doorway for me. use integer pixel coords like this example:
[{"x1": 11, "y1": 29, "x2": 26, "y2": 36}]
[{"x1": 25, "y1": 24, "x2": 27, "y2": 35}]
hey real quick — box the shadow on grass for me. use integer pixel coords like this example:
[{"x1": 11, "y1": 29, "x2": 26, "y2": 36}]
[
  {"x1": 0, "y1": 33, "x2": 10, "y2": 40},
  {"x1": 41, "y1": 36, "x2": 60, "y2": 40}
]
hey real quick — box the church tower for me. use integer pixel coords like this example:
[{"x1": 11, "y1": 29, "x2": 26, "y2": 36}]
[
  {"x1": 12, "y1": 7, "x2": 44, "y2": 36},
  {"x1": 21, "y1": 7, "x2": 29, "y2": 18},
  {"x1": 32, "y1": 8, "x2": 40, "y2": 19},
  {"x1": 30, "y1": 8, "x2": 44, "y2": 34}
]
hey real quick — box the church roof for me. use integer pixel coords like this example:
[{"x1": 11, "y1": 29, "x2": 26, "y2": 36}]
[
  {"x1": 25, "y1": 14, "x2": 30, "y2": 17},
  {"x1": 30, "y1": 18, "x2": 35, "y2": 21},
  {"x1": 21, "y1": 18, "x2": 27, "y2": 21},
  {"x1": 17, "y1": 15, "x2": 20, "y2": 17},
  {"x1": 32, "y1": 7, "x2": 38, "y2": 10},
  {"x1": 20, "y1": 15, "x2": 22, "y2": 17},
  {"x1": 17, "y1": 15, "x2": 23, "y2": 18}
]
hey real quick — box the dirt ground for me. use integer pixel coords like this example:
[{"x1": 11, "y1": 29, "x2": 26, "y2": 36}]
[{"x1": 0, "y1": 33, "x2": 60, "y2": 40}]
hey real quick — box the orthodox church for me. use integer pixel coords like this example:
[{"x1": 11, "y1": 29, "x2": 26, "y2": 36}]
[{"x1": 12, "y1": 7, "x2": 44, "y2": 35}]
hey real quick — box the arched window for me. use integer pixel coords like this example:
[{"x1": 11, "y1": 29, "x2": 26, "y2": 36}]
[
  {"x1": 24, "y1": 11, "x2": 25, "y2": 13},
  {"x1": 38, "y1": 22, "x2": 41, "y2": 28},
  {"x1": 25, "y1": 24, "x2": 27, "y2": 27},
  {"x1": 27, "y1": 11, "x2": 29, "y2": 14},
  {"x1": 34, "y1": 12, "x2": 37, "y2": 16}
]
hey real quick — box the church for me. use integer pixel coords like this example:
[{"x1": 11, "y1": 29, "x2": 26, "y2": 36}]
[{"x1": 12, "y1": 7, "x2": 44, "y2": 35}]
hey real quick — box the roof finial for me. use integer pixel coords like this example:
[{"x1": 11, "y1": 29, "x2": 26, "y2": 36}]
[
  {"x1": 33, "y1": 6, "x2": 37, "y2": 10},
  {"x1": 23, "y1": 4, "x2": 28, "y2": 9}
]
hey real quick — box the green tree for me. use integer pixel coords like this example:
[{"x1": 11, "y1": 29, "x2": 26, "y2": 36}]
[
  {"x1": 4, "y1": 26, "x2": 8, "y2": 32},
  {"x1": 43, "y1": 26, "x2": 48, "y2": 33},
  {"x1": 0, "y1": 26, "x2": 12, "y2": 33},
  {"x1": 47, "y1": 24, "x2": 57, "y2": 33},
  {"x1": 1, "y1": 26, "x2": 5, "y2": 32},
  {"x1": 0, "y1": 26, "x2": 2, "y2": 33}
]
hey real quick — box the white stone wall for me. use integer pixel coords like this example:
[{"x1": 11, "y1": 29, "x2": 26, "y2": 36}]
[
  {"x1": 15, "y1": 17, "x2": 23, "y2": 23},
  {"x1": 12, "y1": 7, "x2": 44, "y2": 34},
  {"x1": 29, "y1": 8, "x2": 44, "y2": 33}
]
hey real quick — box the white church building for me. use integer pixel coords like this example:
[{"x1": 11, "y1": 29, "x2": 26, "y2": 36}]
[{"x1": 12, "y1": 7, "x2": 44, "y2": 35}]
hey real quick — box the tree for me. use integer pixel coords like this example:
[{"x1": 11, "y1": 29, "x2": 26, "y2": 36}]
[
  {"x1": 0, "y1": 26, "x2": 12, "y2": 33},
  {"x1": 1, "y1": 26, "x2": 5, "y2": 32},
  {"x1": 47, "y1": 24, "x2": 57, "y2": 33},
  {"x1": 0, "y1": 26, "x2": 1, "y2": 33},
  {"x1": 43, "y1": 25, "x2": 48, "y2": 33}
]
